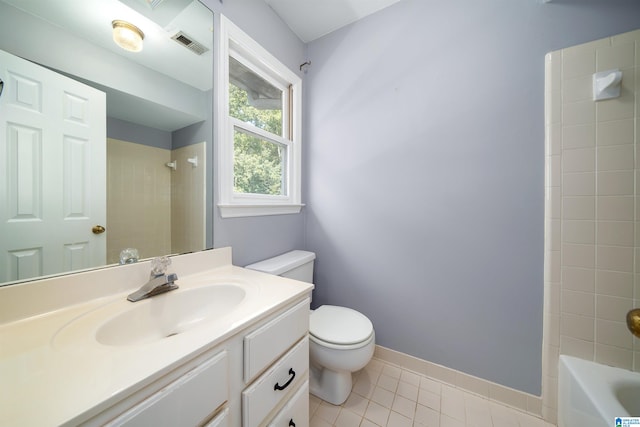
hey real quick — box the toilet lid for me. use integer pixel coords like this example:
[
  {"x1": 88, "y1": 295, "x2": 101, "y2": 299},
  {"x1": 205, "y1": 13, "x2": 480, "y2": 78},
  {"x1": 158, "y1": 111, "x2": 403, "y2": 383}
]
[{"x1": 310, "y1": 305, "x2": 373, "y2": 345}]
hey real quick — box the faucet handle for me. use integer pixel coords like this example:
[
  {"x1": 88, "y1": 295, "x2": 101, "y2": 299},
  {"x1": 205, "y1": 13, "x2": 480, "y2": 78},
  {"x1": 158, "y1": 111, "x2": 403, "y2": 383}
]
[{"x1": 150, "y1": 256, "x2": 171, "y2": 276}]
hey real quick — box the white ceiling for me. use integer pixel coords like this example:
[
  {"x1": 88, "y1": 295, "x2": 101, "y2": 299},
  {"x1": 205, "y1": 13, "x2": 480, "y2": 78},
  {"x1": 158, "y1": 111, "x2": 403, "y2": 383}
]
[{"x1": 265, "y1": 0, "x2": 403, "y2": 43}]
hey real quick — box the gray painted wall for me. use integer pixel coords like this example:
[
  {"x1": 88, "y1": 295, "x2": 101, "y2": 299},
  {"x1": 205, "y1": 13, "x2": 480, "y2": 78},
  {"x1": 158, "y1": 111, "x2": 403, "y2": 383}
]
[
  {"x1": 200, "y1": 0, "x2": 308, "y2": 267},
  {"x1": 107, "y1": 117, "x2": 172, "y2": 149},
  {"x1": 304, "y1": 0, "x2": 640, "y2": 395}
]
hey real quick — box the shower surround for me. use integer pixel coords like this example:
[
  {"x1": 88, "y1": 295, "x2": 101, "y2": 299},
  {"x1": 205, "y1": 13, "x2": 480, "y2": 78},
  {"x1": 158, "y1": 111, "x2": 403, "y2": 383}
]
[{"x1": 543, "y1": 28, "x2": 640, "y2": 424}]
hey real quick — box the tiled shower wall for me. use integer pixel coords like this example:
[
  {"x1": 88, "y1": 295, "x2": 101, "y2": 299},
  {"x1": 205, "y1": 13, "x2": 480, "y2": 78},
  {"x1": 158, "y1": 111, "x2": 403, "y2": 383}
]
[
  {"x1": 170, "y1": 142, "x2": 206, "y2": 255},
  {"x1": 106, "y1": 139, "x2": 206, "y2": 264},
  {"x1": 107, "y1": 138, "x2": 172, "y2": 264},
  {"x1": 543, "y1": 28, "x2": 640, "y2": 423}
]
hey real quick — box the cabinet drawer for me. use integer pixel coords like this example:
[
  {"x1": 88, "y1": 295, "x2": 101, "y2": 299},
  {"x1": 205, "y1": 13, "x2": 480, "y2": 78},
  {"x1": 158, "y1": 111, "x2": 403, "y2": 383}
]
[
  {"x1": 242, "y1": 336, "x2": 309, "y2": 427},
  {"x1": 267, "y1": 380, "x2": 309, "y2": 427},
  {"x1": 244, "y1": 298, "x2": 309, "y2": 382},
  {"x1": 106, "y1": 350, "x2": 228, "y2": 427}
]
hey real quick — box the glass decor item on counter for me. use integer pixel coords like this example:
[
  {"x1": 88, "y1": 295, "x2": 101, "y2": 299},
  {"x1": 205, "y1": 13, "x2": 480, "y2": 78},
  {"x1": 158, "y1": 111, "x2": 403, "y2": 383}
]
[{"x1": 119, "y1": 248, "x2": 139, "y2": 265}]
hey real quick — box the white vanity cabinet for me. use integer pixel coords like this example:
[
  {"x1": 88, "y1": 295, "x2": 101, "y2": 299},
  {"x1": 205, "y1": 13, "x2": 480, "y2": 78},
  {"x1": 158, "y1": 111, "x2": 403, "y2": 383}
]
[
  {"x1": 1, "y1": 248, "x2": 316, "y2": 427},
  {"x1": 104, "y1": 350, "x2": 229, "y2": 427},
  {"x1": 242, "y1": 298, "x2": 310, "y2": 427},
  {"x1": 80, "y1": 297, "x2": 310, "y2": 427},
  {"x1": 80, "y1": 347, "x2": 231, "y2": 427},
  {"x1": 268, "y1": 380, "x2": 309, "y2": 427}
]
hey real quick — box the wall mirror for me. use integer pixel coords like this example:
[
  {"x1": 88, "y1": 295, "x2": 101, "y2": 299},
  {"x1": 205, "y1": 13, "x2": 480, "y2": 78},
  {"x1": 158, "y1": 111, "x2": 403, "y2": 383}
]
[{"x1": 0, "y1": 0, "x2": 214, "y2": 286}]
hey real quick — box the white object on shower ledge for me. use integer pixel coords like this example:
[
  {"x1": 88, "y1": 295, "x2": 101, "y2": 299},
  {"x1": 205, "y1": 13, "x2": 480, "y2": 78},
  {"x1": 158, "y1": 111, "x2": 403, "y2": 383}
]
[{"x1": 593, "y1": 68, "x2": 622, "y2": 101}]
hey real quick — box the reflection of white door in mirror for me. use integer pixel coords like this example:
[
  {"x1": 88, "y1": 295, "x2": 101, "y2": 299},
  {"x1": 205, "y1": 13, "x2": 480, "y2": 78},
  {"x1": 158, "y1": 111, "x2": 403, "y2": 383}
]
[{"x1": 0, "y1": 49, "x2": 106, "y2": 283}]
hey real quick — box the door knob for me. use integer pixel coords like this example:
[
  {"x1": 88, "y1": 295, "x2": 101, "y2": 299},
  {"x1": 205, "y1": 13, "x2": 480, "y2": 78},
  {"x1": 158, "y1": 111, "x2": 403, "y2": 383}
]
[{"x1": 92, "y1": 225, "x2": 106, "y2": 234}]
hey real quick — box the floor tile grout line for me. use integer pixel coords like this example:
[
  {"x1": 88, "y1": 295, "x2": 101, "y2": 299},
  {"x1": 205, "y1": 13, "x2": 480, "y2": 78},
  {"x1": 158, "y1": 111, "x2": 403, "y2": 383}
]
[{"x1": 310, "y1": 358, "x2": 555, "y2": 427}]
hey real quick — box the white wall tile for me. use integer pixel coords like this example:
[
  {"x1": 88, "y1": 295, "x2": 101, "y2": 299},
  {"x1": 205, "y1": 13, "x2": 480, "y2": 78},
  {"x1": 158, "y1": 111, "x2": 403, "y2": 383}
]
[
  {"x1": 546, "y1": 281, "x2": 561, "y2": 315},
  {"x1": 596, "y1": 42, "x2": 635, "y2": 71},
  {"x1": 611, "y1": 29, "x2": 640, "y2": 46},
  {"x1": 596, "y1": 294, "x2": 633, "y2": 321},
  {"x1": 544, "y1": 314, "x2": 560, "y2": 347},
  {"x1": 562, "y1": 290, "x2": 595, "y2": 316},
  {"x1": 562, "y1": 75, "x2": 592, "y2": 102},
  {"x1": 562, "y1": 267, "x2": 595, "y2": 292},
  {"x1": 542, "y1": 375, "x2": 558, "y2": 410},
  {"x1": 597, "y1": 196, "x2": 634, "y2": 220},
  {"x1": 551, "y1": 86, "x2": 562, "y2": 124},
  {"x1": 547, "y1": 155, "x2": 562, "y2": 187},
  {"x1": 546, "y1": 186, "x2": 561, "y2": 219},
  {"x1": 562, "y1": 45, "x2": 597, "y2": 80},
  {"x1": 563, "y1": 100, "x2": 595, "y2": 126},
  {"x1": 548, "y1": 124, "x2": 562, "y2": 155},
  {"x1": 597, "y1": 245, "x2": 634, "y2": 272},
  {"x1": 597, "y1": 91, "x2": 635, "y2": 122},
  {"x1": 597, "y1": 145, "x2": 634, "y2": 171},
  {"x1": 563, "y1": 173, "x2": 595, "y2": 196},
  {"x1": 563, "y1": 148, "x2": 595, "y2": 172},
  {"x1": 596, "y1": 221, "x2": 634, "y2": 246},
  {"x1": 547, "y1": 219, "x2": 560, "y2": 250},
  {"x1": 596, "y1": 119, "x2": 634, "y2": 146},
  {"x1": 544, "y1": 251, "x2": 561, "y2": 283},
  {"x1": 595, "y1": 318, "x2": 633, "y2": 349},
  {"x1": 596, "y1": 270, "x2": 634, "y2": 298},
  {"x1": 563, "y1": 196, "x2": 595, "y2": 220},
  {"x1": 595, "y1": 343, "x2": 633, "y2": 370},
  {"x1": 563, "y1": 124, "x2": 595, "y2": 149},
  {"x1": 561, "y1": 313, "x2": 595, "y2": 341},
  {"x1": 562, "y1": 220, "x2": 595, "y2": 244},
  {"x1": 549, "y1": 50, "x2": 563, "y2": 87},
  {"x1": 562, "y1": 243, "x2": 595, "y2": 268},
  {"x1": 560, "y1": 335, "x2": 594, "y2": 359},
  {"x1": 597, "y1": 170, "x2": 634, "y2": 195}
]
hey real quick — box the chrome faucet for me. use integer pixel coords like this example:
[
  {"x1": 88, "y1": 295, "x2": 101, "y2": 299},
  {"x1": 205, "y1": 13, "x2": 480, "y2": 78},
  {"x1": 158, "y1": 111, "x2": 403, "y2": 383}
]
[{"x1": 127, "y1": 256, "x2": 179, "y2": 302}]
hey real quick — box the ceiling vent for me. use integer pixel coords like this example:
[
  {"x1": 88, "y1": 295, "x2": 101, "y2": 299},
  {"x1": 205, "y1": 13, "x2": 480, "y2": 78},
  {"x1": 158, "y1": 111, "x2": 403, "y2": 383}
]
[
  {"x1": 145, "y1": 0, "x2": 165, "y2": 9},
  {"x1": 171, "y1": 31, "x2": 209, "y2": 55}
]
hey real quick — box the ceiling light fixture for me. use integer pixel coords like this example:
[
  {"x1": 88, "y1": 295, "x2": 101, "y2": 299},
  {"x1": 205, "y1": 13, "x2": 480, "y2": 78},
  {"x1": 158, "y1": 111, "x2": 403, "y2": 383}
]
[{"x1": 112, "y1": 20, "x2": 144, "y2": 52}]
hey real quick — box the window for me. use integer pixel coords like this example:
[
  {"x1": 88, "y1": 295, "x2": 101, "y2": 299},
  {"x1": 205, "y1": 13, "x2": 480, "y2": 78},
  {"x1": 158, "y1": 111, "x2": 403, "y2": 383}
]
[{"x1": 216, "y1": 16, "x2": 302, "y2": 218}]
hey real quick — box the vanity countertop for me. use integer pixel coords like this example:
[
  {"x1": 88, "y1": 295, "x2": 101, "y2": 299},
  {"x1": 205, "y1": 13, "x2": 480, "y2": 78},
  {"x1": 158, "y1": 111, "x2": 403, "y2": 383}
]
[{"x1": 0, "y1": 248, "x2": 313, "y2": 427}]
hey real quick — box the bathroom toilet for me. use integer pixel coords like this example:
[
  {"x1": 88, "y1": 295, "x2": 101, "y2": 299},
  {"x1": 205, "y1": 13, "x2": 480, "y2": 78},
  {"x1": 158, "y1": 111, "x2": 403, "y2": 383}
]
[{"x1": 245, "y1": 250, "x2": 375, "y2": 405}]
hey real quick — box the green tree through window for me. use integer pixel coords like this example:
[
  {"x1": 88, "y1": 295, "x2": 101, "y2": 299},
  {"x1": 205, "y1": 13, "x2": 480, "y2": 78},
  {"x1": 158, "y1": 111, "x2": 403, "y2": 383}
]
[{"x1": 229, "y1": 83, "x2": 285, "y2": 195}]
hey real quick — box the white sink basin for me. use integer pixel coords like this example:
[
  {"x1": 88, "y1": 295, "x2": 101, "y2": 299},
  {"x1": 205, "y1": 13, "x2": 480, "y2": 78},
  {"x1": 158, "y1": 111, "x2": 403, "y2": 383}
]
[
  {"x1": 52, "y1": 283, "x2": 248, "y2": 348},
  {"x1": 97, "y1": 284, "x2": 246, "y2": 346}
]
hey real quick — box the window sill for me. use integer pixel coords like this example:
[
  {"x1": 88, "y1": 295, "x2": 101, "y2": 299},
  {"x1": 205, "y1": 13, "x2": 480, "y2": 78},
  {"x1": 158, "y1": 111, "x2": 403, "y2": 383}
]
[{"x1": 218, "y1": 204, "x2": 304, "y2": 218}]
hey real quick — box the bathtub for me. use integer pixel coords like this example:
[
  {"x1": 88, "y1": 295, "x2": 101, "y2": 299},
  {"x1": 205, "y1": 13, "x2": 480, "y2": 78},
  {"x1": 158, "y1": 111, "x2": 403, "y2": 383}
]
[{"x1": 559, "y1": 355, "x2": 640, "y2": 427}]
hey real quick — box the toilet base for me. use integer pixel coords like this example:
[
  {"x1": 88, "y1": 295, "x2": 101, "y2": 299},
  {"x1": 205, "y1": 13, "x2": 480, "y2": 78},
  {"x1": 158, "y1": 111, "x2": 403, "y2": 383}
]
[{"x1": 309, "y1": 363, "x2": 353, "y2": 405}]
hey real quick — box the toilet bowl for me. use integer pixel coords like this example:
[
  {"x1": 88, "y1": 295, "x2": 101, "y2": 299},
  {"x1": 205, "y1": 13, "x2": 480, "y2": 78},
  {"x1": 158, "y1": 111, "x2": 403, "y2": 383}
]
[
  {"x1": 309, "y1": 305, "x2": 375, "y2": 404},
  {"x1": 245, "y1": 250, "x2": 376, "y2": 405}
]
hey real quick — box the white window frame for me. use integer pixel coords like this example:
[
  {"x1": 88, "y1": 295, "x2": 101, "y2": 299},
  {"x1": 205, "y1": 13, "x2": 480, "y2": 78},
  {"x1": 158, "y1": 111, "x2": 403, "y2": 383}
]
[{"x1": 215, "y1": 15, "x2": 303, "y2": 218}]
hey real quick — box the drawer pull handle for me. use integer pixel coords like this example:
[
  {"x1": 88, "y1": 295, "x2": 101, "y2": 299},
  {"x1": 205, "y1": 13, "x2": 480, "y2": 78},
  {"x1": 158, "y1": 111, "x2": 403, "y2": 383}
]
[
  {"x1": 289, "y1": 419, "x2": 295, "y2": 427},
  {"x1": 274, "y1": 368, "x2": 296, "y2": 391}
]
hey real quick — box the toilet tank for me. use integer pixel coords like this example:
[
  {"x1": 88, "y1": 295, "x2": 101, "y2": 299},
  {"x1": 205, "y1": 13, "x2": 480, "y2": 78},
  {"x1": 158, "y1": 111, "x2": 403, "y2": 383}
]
[{"x1": 245, "y1": 250, "x2": 316, "y2": 283}]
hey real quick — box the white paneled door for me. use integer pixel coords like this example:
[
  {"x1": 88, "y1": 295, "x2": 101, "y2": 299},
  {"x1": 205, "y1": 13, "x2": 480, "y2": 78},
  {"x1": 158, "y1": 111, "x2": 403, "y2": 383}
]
[{"x1": 0, "y1": 49, "x2": 106, "y2": 283}]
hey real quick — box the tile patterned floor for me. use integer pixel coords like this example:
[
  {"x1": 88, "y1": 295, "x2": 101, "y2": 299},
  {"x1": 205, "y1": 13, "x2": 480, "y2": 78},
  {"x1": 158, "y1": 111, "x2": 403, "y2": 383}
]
[{"x1": 309, "y1": 359, "x2": 555, "y2": 427}]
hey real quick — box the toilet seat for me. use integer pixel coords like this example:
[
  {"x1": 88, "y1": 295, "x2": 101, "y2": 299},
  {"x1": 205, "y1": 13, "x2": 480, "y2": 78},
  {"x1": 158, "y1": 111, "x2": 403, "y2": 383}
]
[{"x1": 310, "y1": 305, "x2": 373, "y2": 349}]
